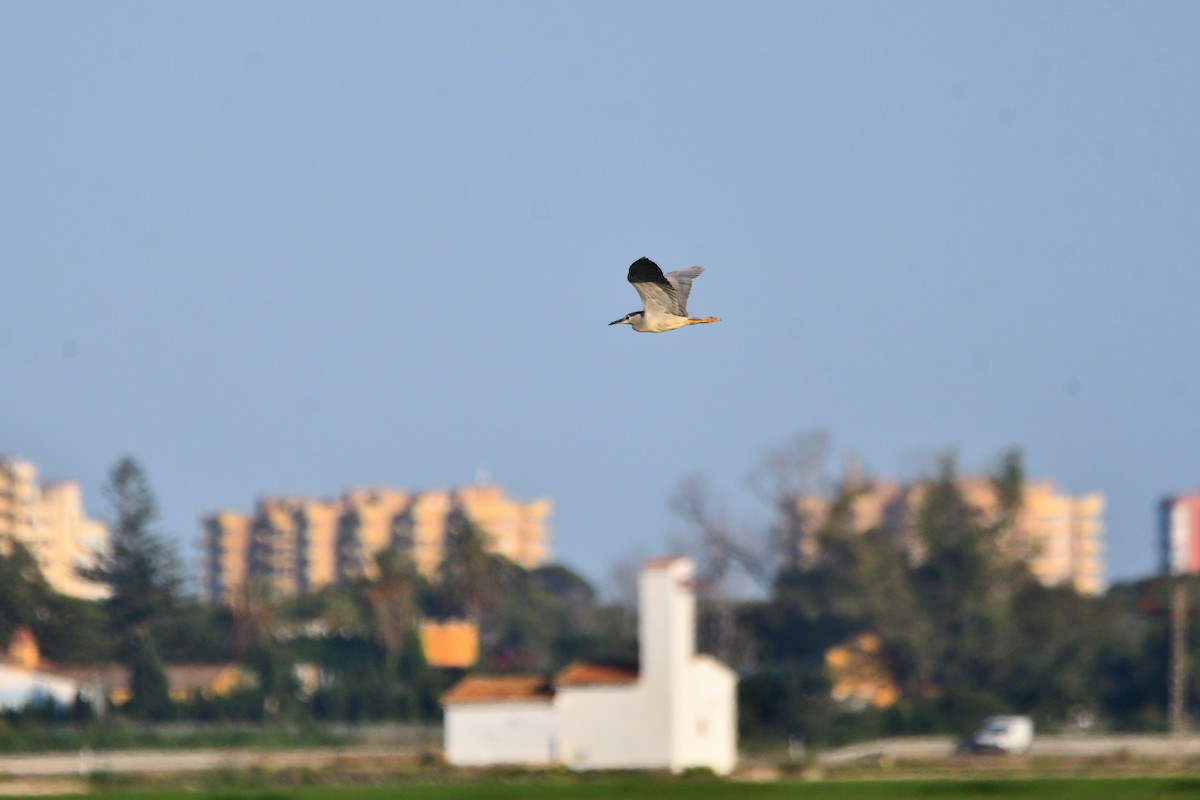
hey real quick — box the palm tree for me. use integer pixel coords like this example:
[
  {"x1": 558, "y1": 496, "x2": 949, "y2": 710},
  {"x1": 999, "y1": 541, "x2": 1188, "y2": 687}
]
[
  {"x1": 438, "y1": 519, "x2": 502, "y2": 622},
  {"x1": 362, "y1": 548, "x2": 422, "y2": 666}
]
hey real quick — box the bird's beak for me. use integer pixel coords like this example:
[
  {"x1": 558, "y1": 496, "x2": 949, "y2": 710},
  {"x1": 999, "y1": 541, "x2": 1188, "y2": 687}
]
[{"x1": 609, "y1": 317, "x2": 626, "y2": 326}]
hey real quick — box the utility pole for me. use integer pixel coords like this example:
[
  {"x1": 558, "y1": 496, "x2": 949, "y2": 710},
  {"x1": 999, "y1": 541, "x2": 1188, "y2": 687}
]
[{"x1": 1169, "y1": 577, "x2": 1187, "y2": 734}]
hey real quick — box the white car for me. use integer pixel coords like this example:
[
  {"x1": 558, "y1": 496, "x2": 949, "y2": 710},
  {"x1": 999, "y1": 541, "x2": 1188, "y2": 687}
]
[{"x1": 969, "y1": 715, "x2": 1034, "y2": 755}]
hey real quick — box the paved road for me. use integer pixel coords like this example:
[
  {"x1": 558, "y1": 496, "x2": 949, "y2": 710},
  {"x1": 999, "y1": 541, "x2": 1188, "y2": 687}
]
[
  {"x1": 2, "y1": 735, "x2": 1197, "y2": 779},
  {"x1": 0, "y1": 745, "x2": 421, "y2": 778},
  {"x1": 818, "y1": 734, "x2": 1200, "y2": 764}
]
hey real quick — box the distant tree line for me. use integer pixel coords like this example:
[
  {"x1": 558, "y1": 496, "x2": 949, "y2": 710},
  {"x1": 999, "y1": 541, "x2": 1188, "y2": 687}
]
[
  {"x1": 677, "y1": 434, "x2": 1198, "y2": 746},
  {"x1": 0, "y1": 457, "x2": 636, "y2": 725},
  {"x1": 1, "y1": 449, "x2": 1194, "y2": 744}
]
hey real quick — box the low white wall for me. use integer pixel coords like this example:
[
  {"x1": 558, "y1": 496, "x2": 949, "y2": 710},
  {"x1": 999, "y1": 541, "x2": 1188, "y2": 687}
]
[
  {"x1": 444, "y1": 701, "x2": 558, "y2": 766},
  {"x1": 556, "y1": 682, "x2": 668, "y2": 771},
  {"x1": 671, "y1": 656, "x2": 737, "y2": 775}
]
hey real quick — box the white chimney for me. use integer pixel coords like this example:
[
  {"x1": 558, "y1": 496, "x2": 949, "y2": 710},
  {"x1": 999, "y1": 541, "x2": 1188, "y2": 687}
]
[{"x1": 638, "y1": 557, "x2": 696, "y2": 688}]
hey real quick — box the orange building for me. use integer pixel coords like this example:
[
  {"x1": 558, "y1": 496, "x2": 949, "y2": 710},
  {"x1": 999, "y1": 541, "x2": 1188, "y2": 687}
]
[
  {"x1": 824, "y1": 632, "x2": 900, "y2": 710},
  {"x1": 419, "y1": 620, "x2": 479, "y2": 668},
  {"x1": 200, "y1": 482, "x2": 551, "y2": 603}
]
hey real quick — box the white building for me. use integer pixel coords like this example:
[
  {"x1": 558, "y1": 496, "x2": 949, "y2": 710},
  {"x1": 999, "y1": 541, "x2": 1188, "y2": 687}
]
[
  {"x1": 0, "y1": 663, "x2": 87, "y2": 711},
  {"x1": 0, "y1": 628, "x2": 94, "y2": 712},
  {"x1": 442, "y1": 557, "x2": 737, "y2": 775}
]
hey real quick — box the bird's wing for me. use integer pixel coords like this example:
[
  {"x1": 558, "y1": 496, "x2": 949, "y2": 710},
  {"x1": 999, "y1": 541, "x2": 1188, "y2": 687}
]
[
  {"x1": 627, "y1": 257, "x2": 680, "y2": 316},
  {"x1": 664, "y1": 265, "x2": 704, "y2": 317}
]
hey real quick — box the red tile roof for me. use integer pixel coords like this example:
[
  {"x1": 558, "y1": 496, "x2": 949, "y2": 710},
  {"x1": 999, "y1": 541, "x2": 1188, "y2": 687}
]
[
  {"x1": 555, "y1": 661, "x2": 639, "y2": 687},
  {"x1": 164, "y1": 664, "x2": 241, "y2": 693},
  {"x1": 441, "y1": 674, "x2": 554, "y2": 704},
  {"x1": 40, "y1": 662, "x2": 244, "y2": 694},
  {"x1": 39, "y1": 663, "x2": 130, "y2": 689}
]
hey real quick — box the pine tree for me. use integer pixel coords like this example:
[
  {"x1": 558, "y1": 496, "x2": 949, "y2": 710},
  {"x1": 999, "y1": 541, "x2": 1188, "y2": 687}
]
[
  {"x1": 127, "y1": 634, "x2": 173, "y2": 720},
  {"x1": 83, "y1": 456, "x2": 182, "y2": 656}
]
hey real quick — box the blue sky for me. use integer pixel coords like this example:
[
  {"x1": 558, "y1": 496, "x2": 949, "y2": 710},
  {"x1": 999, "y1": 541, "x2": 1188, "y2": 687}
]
[{"x1": 2, "y1": 2, "x2": 1197, "y2": 592}]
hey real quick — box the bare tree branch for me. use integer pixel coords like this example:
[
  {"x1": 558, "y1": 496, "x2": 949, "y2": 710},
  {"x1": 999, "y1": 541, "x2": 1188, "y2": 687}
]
[
  {"x1": 670, "y1": 474, "x2": 773, "y2": 593},
  {"x1": 670, "y1": 431, "x2": 834, "y2": 594}
]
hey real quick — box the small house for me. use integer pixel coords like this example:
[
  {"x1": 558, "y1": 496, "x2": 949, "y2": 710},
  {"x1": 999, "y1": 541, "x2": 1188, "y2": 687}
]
[{"x1": 442, "y1": 557, "x2": 737, "y2": 774}]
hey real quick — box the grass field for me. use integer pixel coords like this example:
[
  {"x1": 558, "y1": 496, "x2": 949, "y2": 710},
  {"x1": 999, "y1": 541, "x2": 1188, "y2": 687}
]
[{"x1": 17, "y1": 777, "x2": 1200, "y2": 800}]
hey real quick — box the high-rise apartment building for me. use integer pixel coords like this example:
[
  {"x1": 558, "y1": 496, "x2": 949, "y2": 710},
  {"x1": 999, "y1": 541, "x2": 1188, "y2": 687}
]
[
  {"x1": 1160, "y1": 492, "x2": 1200, "y2": 576},
  {"x1": 0, "y1": 456, "x2": 109, "y2": 600},
  {"x1": 200, "y1": 483, "x2": 551, "y2": 603},
  {"x1": 789, "y1": 476, "x2": 1105, "y2": 595}
]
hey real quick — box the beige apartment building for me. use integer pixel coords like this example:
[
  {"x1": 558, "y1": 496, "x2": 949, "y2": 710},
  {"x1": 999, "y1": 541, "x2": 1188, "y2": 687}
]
[
  {"x1": 792, "y1": 476, "x2": 1105, "y2": 595},
  {"x1": 0, "y1": 456, "x2": 109, "y2": 600},
  {"x1": 960, "y1": 477, "x2": 1105, "y2": 594},
  {"x1": 200, "y1": 483, "x2": 551, "y2": 603}
]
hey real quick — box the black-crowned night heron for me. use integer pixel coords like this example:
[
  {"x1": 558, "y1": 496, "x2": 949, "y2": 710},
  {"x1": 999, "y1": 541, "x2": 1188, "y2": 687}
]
[{"x1": 609, "y1": 257, "x2": 720, "y2": 333}]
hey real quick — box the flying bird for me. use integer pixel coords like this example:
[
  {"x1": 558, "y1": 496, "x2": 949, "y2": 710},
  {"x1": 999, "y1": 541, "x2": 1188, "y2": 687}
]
[{"x1": 609, "y1": 257, "x2": 720, "y2": 333}]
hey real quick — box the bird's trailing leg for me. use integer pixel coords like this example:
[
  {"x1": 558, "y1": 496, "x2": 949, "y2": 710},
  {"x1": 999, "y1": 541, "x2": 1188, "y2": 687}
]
[{"x1": 687, "y1": 316, "x2": 720, "y2": 325}]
